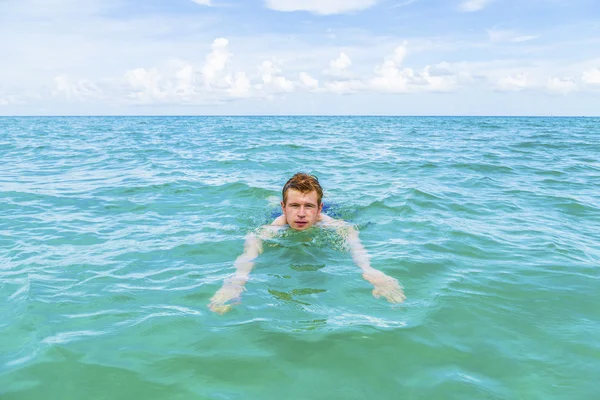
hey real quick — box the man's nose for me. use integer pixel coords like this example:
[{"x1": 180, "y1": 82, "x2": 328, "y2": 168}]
[{"x1": 298, "y1": 206, "x2": 306, "y2": 217}]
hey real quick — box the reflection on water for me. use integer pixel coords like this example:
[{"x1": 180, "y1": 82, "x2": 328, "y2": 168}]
[
  {"x1": 268, "y1": 288, "x2": 328, "y2": 306},
  {"x1": 290, "y1": 263, "x2": 326, "y2": 272},
  {"x1": 262, "y1": 224, "x2": 351, "y2": 252}
]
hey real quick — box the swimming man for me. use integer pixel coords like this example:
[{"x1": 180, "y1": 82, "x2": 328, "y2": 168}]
[{"x1": 208, "y1": 173, "x2": 406, "y2": 314}]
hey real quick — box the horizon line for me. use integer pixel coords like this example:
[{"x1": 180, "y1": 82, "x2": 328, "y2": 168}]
[{"x1": 1, "y1": 114, "x2": 598, "y2": 118}]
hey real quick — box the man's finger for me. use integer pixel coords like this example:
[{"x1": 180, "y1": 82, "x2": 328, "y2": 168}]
[
  {"x1": 387, "y1": 290, "x2": 406, "y2": 303},
  {"x1": 209, "y1": 303, "x2": 232, "y2": 314}
]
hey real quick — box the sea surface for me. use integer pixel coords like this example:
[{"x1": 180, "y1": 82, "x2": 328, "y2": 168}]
[{"x1": 1, "y1": 116, "x2": 599, "y2": 399}]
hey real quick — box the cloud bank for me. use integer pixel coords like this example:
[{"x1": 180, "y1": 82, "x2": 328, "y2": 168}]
[{"x1": 0, "y1": 37, "x2": 593, "y2": 110}]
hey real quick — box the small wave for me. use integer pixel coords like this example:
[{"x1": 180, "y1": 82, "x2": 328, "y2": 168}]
[
  {"x1": 355, "y1": 199, "x2": 415, "y2": 218},
  {"x1": 114, "y1": 181, "x2": 196, "y2": 196},
  {"x1": 41, "y1": 329, "x2": 107, "y2": 345},
  {"x1": 449, "y1": 162, "x2": 515, "y2": 174},
  {"x1": 212, "y1": 181, "x2": 274, "y2": 199}
]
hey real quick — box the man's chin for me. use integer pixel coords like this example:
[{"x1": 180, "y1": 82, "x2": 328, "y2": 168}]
[{"x1": 291, "y1": 222, "x2": 312, "y2": 230}]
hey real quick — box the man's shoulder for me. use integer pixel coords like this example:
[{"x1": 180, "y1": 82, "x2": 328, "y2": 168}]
[
  {"x1": 270, "y1": 214, "x2": 287, "y2": 226},
  {"x1": 318, "y1": 214, "x2": 348, "y2": 228},
  {"x1": 253, "y1": 219, "x2": 286, "y2": 240}
]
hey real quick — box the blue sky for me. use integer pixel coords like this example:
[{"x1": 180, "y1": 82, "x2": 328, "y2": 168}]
[{"x1": 0, "y1": 0, "x2": 599, "y2": 115}]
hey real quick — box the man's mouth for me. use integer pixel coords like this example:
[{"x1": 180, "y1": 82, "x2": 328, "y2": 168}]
[{"x1": 295, "y1": 221, "x2": 307, "y2": 226}]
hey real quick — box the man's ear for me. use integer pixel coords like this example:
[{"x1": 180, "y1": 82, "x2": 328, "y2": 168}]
[
  {"x1": 318, "y1": 203, "x2": 323, "y2": 213},
  {"x1": 281, "y1": 201, "x2": 286, "y2": 214}
]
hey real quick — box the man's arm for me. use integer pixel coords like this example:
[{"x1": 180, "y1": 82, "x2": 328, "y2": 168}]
[
  {"x1": 348, "y1": 226, "x2": 406, "y2": 303},
  {"x1": 322, "y1": 215, "x2": 406, "y2": 304},
  {"x1": 208, "y1": 232, "x2": 263, "y2": 314},
  {"x1": 208, "y1": 224, "x2": 280, "y2": 314}
]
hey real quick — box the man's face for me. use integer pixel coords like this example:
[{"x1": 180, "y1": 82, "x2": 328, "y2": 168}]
[{"x1": 281, "y1": 189, "x2": 323, "y2": 231}]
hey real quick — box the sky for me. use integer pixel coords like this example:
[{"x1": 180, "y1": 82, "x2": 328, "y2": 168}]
[{"x1": 0, "y1": 0, "x2": 599, "y2": 116}]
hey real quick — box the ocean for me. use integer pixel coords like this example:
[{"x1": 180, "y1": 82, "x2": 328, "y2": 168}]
[{"x1": 1, "y1": 116, "x2": 599, "y2": 399}]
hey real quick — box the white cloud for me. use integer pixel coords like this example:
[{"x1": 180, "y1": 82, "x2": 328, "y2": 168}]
[
  {"x1": 497, "y1": 73, "x2": 528, "y2": 91},
  {"x1": 174, "y1": 63, "x2": 196, "y2": 96},
  {"x1": 117, "y1": 40, "x2": 462, "y2": 100},
  {"x1": 323, "y1": 80, "x2": 363, "y2": 94},
  {"x1": 582, "y1": 68, "x2": 600, "y2": 85},
  {"x1": 124, "y1": 68, "x2": 166, "y2": 102},
  {"x1": 487, "y1": 29, "x2": 539, "y2": 43},
  {"x1": 371, "y1": 66, "x2": 412, "y2": 92},
  {"x1": 0, "y1": 93, "x2": 35, "y2": 107},
  {"x1": 299, "y1": 72, "x2": 319, "y2": 89},
  {"x1": 458, "y1": 0, "x2": 493, "y2": 12},
  {"x1": 418, "y1": 66, "x2": 457, "y2": 92},
  {"x1": 258, "y1": 61, "x2": 295, "y2": 92},
  {"x1": 265, "y1": 0, "x2": 378, "y2": 15},
  {"x1": 125, "y1": 68, "x2": 161, "y2": 92},
  {"x1": 325, "y1": 53, "x2": 352, "y2": 76},
  {"x1": 330, "y1": 53, "x2": 352, "y2": 71},
  {"x1": 369, "y1": 44, "x2": 412, "y2": 92},
  {"x1": 190, "y1": 0, "x2": 212, "y2": 5},
  {"x1": 273, "y1": 76, "x2": 295, "y2": 92},
  {"x1": 360, "y1": 44, "x2": 457, "y2": 93},
  {"x1": 309, "y1": 43, "x2": 458, "y2": 94},
  {"x1": 54, "y1": 75, "x2": 102, "y2": 100},
  {"x1": 202, "y1": 38, "x2": 231, "y2": 88},
  {"x1": 547, "y1": 77, "x2": 577, "y2": 94},
  {"x1": 226, "y1": 72, "x2": 252, "y2": 97},
  {"x1": 123, "y1": 61, "x2": 199, "y2": 103},
  {"x1": 390, "y1": 45, "x2": 408, "y2": 65},
  {"x1": 120, "y1": 42, "x2": 296, "y2": 103}
]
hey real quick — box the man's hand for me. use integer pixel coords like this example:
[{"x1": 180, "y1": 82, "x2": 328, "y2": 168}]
[
  {"x1": 362, "y1": 268, "x2": 406, "y2": 304},
  {"x1": 208, "y1": 283, "x2": 246, "y2": 314}
]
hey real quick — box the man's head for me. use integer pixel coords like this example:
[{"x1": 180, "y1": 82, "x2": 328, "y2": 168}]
[{"x1": 281, "y1": 173, "x2": 323, "y2": 230}]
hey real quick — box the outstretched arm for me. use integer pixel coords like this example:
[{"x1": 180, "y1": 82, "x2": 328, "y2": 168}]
[
  {"x1": 208, "y1": 232, "x2": 264, "y2": 314},
  {"x1": 208, "y1": 222, "x2": 282, "y2": 314},
  {"x1": 339, "y1": 220, "x2": 405, "y2": 304}
]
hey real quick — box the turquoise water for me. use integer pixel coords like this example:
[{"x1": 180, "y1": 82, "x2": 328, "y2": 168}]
[{"x1": 1, "y1": 116, "x2": 599, "y2": 399}]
